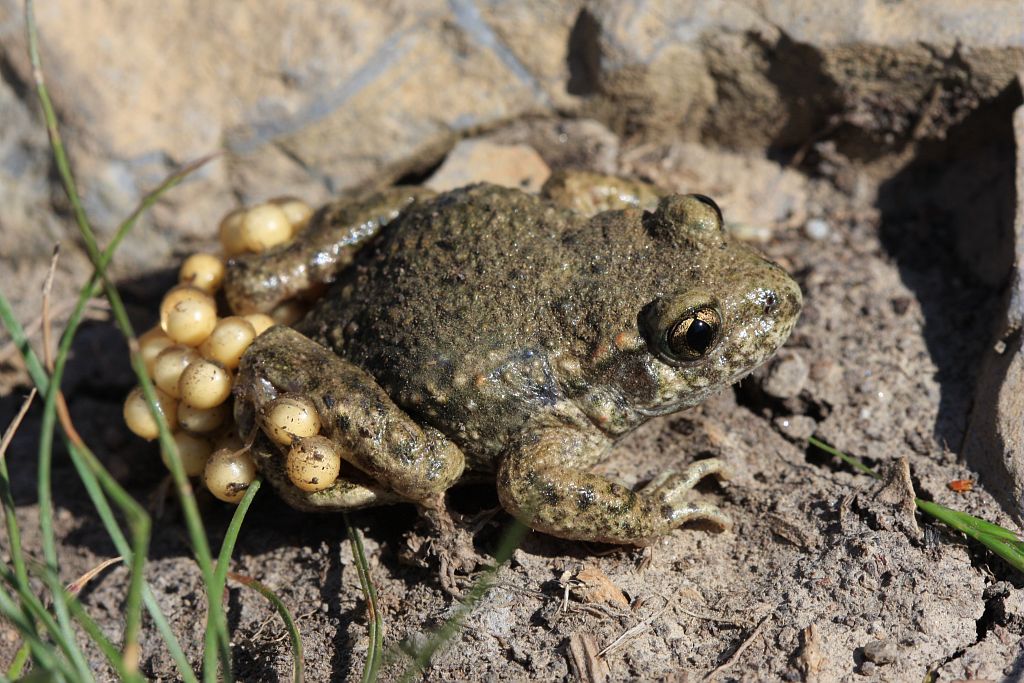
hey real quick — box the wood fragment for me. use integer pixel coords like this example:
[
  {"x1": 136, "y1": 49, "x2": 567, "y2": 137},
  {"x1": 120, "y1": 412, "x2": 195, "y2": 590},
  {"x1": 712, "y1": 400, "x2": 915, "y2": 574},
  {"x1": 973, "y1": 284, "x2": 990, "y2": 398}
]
[
  {"x1": 704, "y1": 611, "x2": 772, "y2": 680},
  {"x1": 568, "y1": 632, "x2": 609, "y2": 683},
  {"x1": 0, "y1": 388, "x2": 36, "y2": 461}
]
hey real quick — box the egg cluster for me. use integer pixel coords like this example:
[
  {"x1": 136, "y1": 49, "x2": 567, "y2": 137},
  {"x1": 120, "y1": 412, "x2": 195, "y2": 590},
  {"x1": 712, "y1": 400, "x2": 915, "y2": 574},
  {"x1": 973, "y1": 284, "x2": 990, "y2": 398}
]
[{"x1": 123, "y1": 197, "x2": 343, "y2": 503}]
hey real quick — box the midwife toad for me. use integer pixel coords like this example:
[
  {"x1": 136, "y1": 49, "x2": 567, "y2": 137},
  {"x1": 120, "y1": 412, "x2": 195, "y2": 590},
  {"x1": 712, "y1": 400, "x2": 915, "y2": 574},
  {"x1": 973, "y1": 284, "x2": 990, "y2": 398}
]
[{"x1": 226, "y1": 174, "x2": 802, "y2": 545}]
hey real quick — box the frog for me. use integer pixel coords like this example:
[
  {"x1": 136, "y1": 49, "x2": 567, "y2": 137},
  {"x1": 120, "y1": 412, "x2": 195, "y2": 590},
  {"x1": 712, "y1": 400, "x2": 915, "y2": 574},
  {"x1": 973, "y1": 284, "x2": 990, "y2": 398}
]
[{"x1": 224, "y1": 171, "x2": 802, "y2": 546}]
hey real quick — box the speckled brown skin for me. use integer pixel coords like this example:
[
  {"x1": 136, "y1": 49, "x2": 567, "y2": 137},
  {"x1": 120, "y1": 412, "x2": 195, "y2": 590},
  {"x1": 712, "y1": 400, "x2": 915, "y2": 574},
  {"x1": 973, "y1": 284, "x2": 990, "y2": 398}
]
[{"x1": 231, "y1": 177, "x2": 802, "y2": 545}]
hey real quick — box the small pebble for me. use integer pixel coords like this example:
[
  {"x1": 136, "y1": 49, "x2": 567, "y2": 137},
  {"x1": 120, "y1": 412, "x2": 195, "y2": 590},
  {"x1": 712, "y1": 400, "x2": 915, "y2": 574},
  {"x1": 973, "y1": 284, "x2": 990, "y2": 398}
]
[
  {"x1": 862, "y1": 639, "x2": 897, "y2": 665},
  {"x1": 762, "y1": 352, "x2": 809, "y2": 400},
  {"x1": 804, "y1": 218, "x2": 831, "y2": 241},
  {"x1": 773, "y1": 414, "x2": 816, "y2": 441}
]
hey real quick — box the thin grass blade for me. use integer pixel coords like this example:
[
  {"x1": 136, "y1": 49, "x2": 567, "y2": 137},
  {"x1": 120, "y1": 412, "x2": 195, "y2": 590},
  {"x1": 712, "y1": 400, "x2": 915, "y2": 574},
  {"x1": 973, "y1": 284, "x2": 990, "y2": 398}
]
[
  {"x1": 345, "y1": 516, "x2": 383, "y2": 683},
  {"x1": 227, "y1": 572, "x2": 304, "y2": 683}
]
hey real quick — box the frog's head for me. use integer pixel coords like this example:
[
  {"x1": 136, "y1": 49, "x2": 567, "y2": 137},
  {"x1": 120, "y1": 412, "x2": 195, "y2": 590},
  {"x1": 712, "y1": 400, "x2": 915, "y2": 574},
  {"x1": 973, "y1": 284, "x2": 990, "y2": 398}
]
[{"x1": 627, "y1": 194, "x2": 802, "y2": 415}]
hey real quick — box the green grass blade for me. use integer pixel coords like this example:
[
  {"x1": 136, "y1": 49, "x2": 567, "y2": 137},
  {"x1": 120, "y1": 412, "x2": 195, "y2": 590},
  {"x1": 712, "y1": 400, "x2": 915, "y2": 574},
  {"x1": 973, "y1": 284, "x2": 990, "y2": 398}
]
[
  {"x1": 24, "y1": 559, "x2": 141, "y2": 682},
  {"x1": 345, "y1": 516, "x2": 383, "y2": 683},
  {"x1": 24, "y1": 1, "x2": 227, "y2": 676},
  {"x1": 5, "y1": 642, "x2": 29, "y2": 679},
  {"x1": 0, "y1": 296, "x2": 197, "y2": 682},
  {"x1": 0, "y1": 585, "x2": 74, "y2": 680},
  {"x1": 809, "y1": 437, "x2": 1024, "y2": 575},
  {"x1": 205, "y1": 478, "x2": 262, "y2": 674},
  {"x1": 807, "y1": 436, "x2": 880, "y2": 479},
  {"x1": 396, "y1": 520, "x2": 529, "y2": 682},
  {"x1": 0, "y1": 423, "x2": 35, "y2": 638},
  {"x1": 914, "y1": 499, "x2": 1024, "y2": 572},
  {"x1": 227, "y1": 572, "x2": 304, "y2": 683},
  {"x1": 0, "y1": 564, "x2": 82, "y2": 675}
]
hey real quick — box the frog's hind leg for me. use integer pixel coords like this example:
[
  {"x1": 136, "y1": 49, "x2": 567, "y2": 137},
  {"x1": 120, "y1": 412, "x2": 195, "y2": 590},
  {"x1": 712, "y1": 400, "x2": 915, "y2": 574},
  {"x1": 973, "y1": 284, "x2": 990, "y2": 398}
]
[
  {"x1": 497, "y1": 425, "x2": 731, "y2": 545},
  {"x1": 235, "y1": 325, "x2": 465, "y2": 509},
  {"x1": 247, "y1": 434, "x2": 406, "y2": 512},
  {"x1": 223, "y1": 187, "x2": 434, "y2": 314}
]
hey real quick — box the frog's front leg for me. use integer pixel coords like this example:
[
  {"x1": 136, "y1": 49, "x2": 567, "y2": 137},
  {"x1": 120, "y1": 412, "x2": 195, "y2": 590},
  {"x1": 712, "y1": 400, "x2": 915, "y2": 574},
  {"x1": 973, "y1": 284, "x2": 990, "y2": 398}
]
[
  {"x1": 497, "y1": 424, "x2": 730, "y2": 545},
  {"x1": 235, "y1": 325, "x2": 465, "y2": 508},
  {"x1": 224, "y1": 187, "x2": 433, "y2": 314}
]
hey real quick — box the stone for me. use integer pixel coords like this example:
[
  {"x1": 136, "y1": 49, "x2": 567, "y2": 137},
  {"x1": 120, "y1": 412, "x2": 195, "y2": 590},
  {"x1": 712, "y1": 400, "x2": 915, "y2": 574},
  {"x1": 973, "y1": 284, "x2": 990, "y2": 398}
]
[
  {"x1": 0, "y1": 0, "x2": 1019, "y2": 280},
  {"x1": 962, "y1": 86, "x2": 1024, "y2": 520},
  {"x1": 425, "y1": 140, "x2": 550, "y2": 193},
  {"x1": 763, "y1": 352, "x2": 810, "y2": 400},
  {"x1": 862, "y1": 638, "x2": 898, "y2": 665}
]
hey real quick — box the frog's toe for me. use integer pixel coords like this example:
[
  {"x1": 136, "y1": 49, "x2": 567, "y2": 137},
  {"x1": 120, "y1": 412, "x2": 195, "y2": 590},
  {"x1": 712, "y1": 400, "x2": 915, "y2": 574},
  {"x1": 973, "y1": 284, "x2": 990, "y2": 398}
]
[
  {"x1": 641, "y1": 457, "x2": 732, "y2": 531},
  {"x1": 667, "y1": 500, "x2": 732, "y2": 532},
  {"x1": 640, "y1": 457, "x2": 731, "y2": 497}
]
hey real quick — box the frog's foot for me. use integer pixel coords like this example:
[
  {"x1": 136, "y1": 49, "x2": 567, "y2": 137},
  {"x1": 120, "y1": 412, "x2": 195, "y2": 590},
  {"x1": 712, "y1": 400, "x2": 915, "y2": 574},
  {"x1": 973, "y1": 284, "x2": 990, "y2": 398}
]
[
  {"x1": 637, "y1": 458, "x2": 733, "y2": 532},
  {"x1": 235, "y1": 325, "x2": 466, "y2": 507},
  {"x1": 498, "y1": 426, "x2": 732, "y2": 546},
  {"x1": 403, "y1": 505, "x2": 483, "y2": 593},
  {"x1": 247, "y1": 431, "x2": 407, "y2": 511}
]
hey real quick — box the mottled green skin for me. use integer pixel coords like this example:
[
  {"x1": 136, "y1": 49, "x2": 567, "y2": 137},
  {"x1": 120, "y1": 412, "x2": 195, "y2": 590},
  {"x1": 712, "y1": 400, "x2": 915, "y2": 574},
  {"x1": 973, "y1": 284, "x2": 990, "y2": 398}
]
[{"x1": 231, "y1": 176, "x2": 801, "y2": 545}]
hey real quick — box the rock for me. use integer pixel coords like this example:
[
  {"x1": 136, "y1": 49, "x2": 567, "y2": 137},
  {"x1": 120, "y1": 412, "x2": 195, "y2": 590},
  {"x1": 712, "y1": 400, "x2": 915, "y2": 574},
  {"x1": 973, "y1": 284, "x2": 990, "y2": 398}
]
[
  {"x1": 0, "y1": 0, "x2": 1019, "y2": 281},
  {"x1": 425, "y1": 140, "x2": 550, "y2": 193},
  {"x1": 763, "y1": 352, "x2": 810, "y2": 400},
  {"x1": 804, "y1": 218, "x2": 831, "y2": 241},
  {"x1": 858, "y1": 458, "x2": 921, "y2": 540},
  {"x1": 862, "y1": 638, "x2": 898, "y2": 665},
  {"x1": 962, "y1": 85, "x2": 1024, "y2": 520},
  {"x1": 774, "y1": 415, "x2": 816, "y2": 441}
]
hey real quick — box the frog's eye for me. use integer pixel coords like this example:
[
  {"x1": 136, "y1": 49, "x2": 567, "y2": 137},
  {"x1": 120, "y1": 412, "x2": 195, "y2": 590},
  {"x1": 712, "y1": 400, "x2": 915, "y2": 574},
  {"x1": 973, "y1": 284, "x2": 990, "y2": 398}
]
[
  {"x1": 665, "y1": 307, "x2": 721, "y2": 362},
  {"x1": 689, "y1": 194, "x2": 723, "y2": 227}
]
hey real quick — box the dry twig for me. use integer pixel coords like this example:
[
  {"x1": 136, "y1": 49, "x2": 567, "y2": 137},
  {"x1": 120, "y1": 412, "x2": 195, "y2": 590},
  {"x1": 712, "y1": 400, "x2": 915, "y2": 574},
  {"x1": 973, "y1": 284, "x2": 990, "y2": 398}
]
[{"x1": 0, "y1": 388, "x2": 37, "y2": 461}]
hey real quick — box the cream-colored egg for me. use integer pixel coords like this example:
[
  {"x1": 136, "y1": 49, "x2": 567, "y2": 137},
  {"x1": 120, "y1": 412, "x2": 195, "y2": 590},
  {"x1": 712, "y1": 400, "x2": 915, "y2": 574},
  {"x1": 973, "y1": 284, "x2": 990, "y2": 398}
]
[
  {"x1": 139, "y1": 327, "x2": 175, "y2": 376},
  {"x1": 178, "y1": 401, "x2": 230, "y2": 434},
  {"x1": 179, "y1": 253, "x2": 225, "y2": 294},
  {"x1": 270, "y1": 196, "x2": 314, "y2": 232},
  {"x1": 243, "y1": 313, "x2": 275, "y2": 336},
  {"x1": 241, "y1": 203, "x2": 291, "y2": 252},
  {"x1": 199, "y1": 316, "x2": 256, "y2": 370},
  {"x1": 152, "y1": 345, "x2": 200, "y2": 398},
  {"x1": 285, "y1": 436, "x2": 342, "y2": 492},
  {"x1": 178, "y1": 359, "x2": 233, "y2": 409},
  {"x1": 123, "y1": 386, "x2": 178, "y2": 440},
  {"x1": 270, "y1": 300, "x2": 305, "y2": 326},
  {"x1": 260, "y1": 396, "x2": 322, "y2": 445},
  {"x1": 160, "y1": 286, "x2": 217, "y2": 346},
  {"x1": 203, "y1": 447, "x2": 257, "y2": 503},
  {"x1": 166, "y1": 431, "x2": 213, "y2": 477},
  {"x1": 218, "y1": 209, "x2": 248, "y2": 256}
]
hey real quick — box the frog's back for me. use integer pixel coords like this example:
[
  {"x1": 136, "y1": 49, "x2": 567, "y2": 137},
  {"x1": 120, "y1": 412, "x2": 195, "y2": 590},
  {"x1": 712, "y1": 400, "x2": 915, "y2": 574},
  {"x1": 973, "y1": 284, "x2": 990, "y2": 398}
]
[{"x1": 299, "y1": 184, "x2": 587, "y2": 467}]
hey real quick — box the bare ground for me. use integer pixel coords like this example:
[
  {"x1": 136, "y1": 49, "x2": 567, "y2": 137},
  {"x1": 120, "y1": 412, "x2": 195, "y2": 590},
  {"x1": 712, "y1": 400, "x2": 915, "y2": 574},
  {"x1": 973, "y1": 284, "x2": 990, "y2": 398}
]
[{"x1": 1, "y1": 95, "x2": 1023, "y2": 682}]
